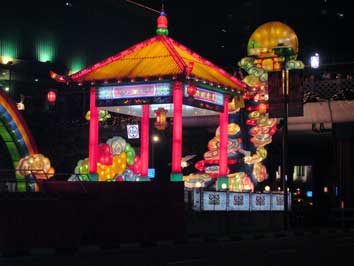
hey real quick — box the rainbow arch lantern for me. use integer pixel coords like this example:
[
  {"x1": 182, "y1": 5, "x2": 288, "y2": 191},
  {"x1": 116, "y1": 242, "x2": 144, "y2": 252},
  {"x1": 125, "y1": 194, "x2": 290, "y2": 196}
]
[{"x1": 0, "y1": 90, "x2": 54, "y2": 191}]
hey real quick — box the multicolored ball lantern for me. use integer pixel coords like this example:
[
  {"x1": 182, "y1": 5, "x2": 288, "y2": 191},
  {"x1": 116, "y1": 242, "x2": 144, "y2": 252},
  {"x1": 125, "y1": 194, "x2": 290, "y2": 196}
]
[{"x1": 70, "y1": 136, "x2": 146, "y2": 182}]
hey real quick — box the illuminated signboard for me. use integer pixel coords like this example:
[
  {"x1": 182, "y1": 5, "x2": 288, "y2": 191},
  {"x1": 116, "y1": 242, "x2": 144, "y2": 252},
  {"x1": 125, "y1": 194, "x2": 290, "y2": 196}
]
[
  {"x1": 97, "y1": 83, "x2": 172, "y2": 106},
  {"x1": 271, "y1": 194, "x2": 284, "y2": 211},
  {"x1": 202, "y1": 191, "x2": 227, "y2": 211},
  {"x1": 271, "y1": 193, "x2": 292, "y2": 211},
  {"x1": 228, "y1": 192, "x2": 250, "y2": 211},
  {"x1": 184, "y1": 85, "x2": 224, "y2": 105},
  {"x1": 127, "y1": 124, "x2": 139, "y2": 139},
  {"x1": 250, "y1": 193, "x2": 271, "y2": 211},
  {"x1": 190, "y1": 191, "x2": 291, "y2": 212}
]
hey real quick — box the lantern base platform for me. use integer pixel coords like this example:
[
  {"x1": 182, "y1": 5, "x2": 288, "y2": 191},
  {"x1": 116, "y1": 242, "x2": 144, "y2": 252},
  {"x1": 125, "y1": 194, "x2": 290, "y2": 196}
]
[{"x1": 170, "y1": 172, "x2": 183, "y2": 182}]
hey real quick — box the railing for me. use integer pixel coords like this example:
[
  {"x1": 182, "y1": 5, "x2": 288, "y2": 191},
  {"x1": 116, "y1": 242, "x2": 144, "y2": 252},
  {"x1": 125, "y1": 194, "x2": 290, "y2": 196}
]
[
  {"x1": 185, "y1": 188, "x2": 291, "y2": 212},
  {"x1": 303, "y1": 79, "x2": 354, "y2": 102}
]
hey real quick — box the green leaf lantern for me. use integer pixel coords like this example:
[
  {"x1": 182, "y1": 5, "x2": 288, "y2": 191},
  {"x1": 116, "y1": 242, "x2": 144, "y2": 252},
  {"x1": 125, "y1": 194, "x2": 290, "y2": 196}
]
[{"x1": 125, "y1": 143, "x2": 136, "y2": 165}]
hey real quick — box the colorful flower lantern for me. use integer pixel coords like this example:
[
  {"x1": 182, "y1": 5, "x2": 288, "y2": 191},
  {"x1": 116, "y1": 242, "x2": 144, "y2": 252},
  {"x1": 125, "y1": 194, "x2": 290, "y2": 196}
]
[
  {"x1": 47, "y1": 90, "x2": 56, "y2": 103},
  {"x1": 154, "y1": 107, "x2": 168, "y2": 130}
]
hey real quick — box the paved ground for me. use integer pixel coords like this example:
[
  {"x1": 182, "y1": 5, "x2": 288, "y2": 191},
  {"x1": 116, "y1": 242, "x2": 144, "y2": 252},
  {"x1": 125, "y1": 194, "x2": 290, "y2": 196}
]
[{"x1": 1, "y1": 226, "x2": 353, "y2": 266}]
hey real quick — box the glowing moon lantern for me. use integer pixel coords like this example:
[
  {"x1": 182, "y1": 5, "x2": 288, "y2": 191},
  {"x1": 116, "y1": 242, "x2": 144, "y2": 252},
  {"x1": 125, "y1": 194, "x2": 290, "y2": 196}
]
[
  {"x1": 248, "y1": 21, "x2": 299, "y2": 58},
  {"x1": 247, "y1": 21, "x2": 299, "y2": 71}
]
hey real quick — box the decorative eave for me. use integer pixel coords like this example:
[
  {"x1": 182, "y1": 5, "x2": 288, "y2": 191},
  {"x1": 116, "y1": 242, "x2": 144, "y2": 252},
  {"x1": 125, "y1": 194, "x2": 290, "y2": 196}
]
[
  {"x1": 52, "y1": 74, "x2": 242, "y2": 96},
  {"x1": 185, "y1": 76, "x2": 242, "y2": 96}
]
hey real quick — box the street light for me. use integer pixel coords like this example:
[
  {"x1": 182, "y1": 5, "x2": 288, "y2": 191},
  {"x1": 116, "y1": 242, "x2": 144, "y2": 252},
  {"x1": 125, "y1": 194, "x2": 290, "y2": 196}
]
[
  {"x1": 310, "y1": 53, "x2": 320, "y2": 69},
  {"x1": 152, "y1": 135, "x2": 159, "y2": 143}
]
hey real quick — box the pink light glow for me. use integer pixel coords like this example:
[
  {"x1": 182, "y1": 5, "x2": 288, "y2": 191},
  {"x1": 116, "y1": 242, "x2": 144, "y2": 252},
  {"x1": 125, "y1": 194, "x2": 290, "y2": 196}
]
[
  {"x1": 140, "y1": 105, "x2": 149, "y2": 177},
  {"x1": 219, "y1": 96, "x2": 229, "y2": 176},
  {"x1": 172, "y1": 81, "x2": 183, "y2": 173},
  {"x1": 89, "y1": 87, "x2": 99, "y2": 173}
]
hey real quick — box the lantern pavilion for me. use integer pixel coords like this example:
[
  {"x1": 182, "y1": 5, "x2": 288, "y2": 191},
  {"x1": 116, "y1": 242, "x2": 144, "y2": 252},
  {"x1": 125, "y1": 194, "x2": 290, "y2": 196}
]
[{"x1": 51, "y1": 9, "x2": 245, "y2": 185}]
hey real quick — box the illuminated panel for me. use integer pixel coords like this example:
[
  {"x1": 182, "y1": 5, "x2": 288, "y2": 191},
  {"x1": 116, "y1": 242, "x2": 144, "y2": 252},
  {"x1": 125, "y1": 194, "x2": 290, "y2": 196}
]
[
  {"x1": 183, "y1": 85, "x2": 224, "y2": 112},
  {"x1": 98, "y1": 83, "x2": 171, "y2": 99},
  {"x1": 271, "y1": 193, "x2": 292, "y2": 211},
  {"x1": 202, "y1": 191, "x2": 227, "y2": 211},
  {"x1": 97, "y1": 83, "x2": 172, "y2": 106},
  {"x1": 183, "y1": 85, "x2": 224, "y2": 105},
  {"x1": 250, "y1": 193, "x2": 271, "y2": 211},
  {"x1": 228, "y1": 192, "x2": 250, "y2": 211}
]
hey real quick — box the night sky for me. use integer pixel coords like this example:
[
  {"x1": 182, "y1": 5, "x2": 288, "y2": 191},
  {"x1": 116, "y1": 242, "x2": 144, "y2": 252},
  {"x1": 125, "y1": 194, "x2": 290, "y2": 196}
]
[{"x1": 1, "y1": 0, "x2": 353, "y2": 71}]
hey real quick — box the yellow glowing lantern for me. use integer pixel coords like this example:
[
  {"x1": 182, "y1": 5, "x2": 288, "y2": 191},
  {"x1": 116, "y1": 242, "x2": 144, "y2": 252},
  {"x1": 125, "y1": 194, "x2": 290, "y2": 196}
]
[
  {"x1": 248, "y1": 21, "x2": 298, "y2": 59},
  {"x1": 154, "y1": 107, "x2": 168, "y2": 130},
  {"x1": 228, "y1": 96, "x2": 244, "y2": 113}
]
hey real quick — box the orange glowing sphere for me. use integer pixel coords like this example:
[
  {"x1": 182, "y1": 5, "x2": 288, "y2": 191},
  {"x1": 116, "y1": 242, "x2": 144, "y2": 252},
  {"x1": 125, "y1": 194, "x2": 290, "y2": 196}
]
[{"x1": 258, "y1": 103, "x2": 267, "y2": 113}]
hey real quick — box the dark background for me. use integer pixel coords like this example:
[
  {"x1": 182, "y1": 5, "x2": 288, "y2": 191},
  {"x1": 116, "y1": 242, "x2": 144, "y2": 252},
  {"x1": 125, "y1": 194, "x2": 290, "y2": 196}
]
[{"x1": 1, "y1": 0, "x2": 353, "y2": 69}]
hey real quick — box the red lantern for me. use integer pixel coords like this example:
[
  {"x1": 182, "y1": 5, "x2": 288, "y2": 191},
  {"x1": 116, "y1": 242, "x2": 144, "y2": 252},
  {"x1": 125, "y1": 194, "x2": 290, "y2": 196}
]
[
  {"x1": 187, "y1": 84, "x2": 197, "y2": 97},
  {"x1": 157, "y1": 15, "x2": 168, "y2": 29},
  {"x1": 47, "y1": 90, "x2": 56, "y2": 103},
  {"x1": 154, "y1": 107, "x2": 168, "y2": 130}
]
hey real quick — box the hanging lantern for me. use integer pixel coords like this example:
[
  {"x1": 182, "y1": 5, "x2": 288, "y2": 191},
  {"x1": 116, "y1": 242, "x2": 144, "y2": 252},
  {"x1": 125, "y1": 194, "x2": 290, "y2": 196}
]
[
  {"x1": 154, "y1": 107, "x2": 168, "y2": 130},
  {"x1": 258, "y1": 103, "x2": 267, "y2": 113},
  {"x1": 187, "y1": 84, "x2": 197, "y2": 97},
  {"x1": 47, "y1": 90, "x2": 56, "y2": 103}
]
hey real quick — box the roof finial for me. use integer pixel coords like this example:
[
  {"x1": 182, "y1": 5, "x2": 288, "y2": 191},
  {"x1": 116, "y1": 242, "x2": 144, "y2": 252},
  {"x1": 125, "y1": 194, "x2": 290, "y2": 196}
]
[{"x1": 156, "y1": 0, "x2": 168, "y2": 36}]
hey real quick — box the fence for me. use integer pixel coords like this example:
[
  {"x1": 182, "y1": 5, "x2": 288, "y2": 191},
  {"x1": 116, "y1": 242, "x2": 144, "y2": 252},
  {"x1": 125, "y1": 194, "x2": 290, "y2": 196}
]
[
  {"x1": 303, "y1": 79, "x2": 354, "y2": 102},
  {"x1": 185, "y1": 189, "x2": 291, "y2": 212}
]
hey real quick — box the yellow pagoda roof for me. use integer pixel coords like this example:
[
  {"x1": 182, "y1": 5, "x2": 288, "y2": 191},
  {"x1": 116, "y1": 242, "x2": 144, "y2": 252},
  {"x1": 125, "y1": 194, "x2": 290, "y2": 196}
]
[
  {"x1": 68, "y1": 34, "x2": 245, "y2": 91},
  {"x1": 52, "y1": 9, "x2": 246, "y2": 93}
]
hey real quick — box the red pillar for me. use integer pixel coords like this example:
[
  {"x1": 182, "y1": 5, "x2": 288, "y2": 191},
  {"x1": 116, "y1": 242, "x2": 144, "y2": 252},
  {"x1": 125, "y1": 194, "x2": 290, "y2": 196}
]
[
  {"x1": 218, "y1": 95, "x2": 229, "y2": 189},
  {"x1": 140, "y1": 104, "x2": 150, "y2": 177},
  {"x1": 171, "y1": 81, "x2": 183, "y2": 181},
  {"x1": 89, "y1": 86, "x2": 99, "y2": 173}
]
